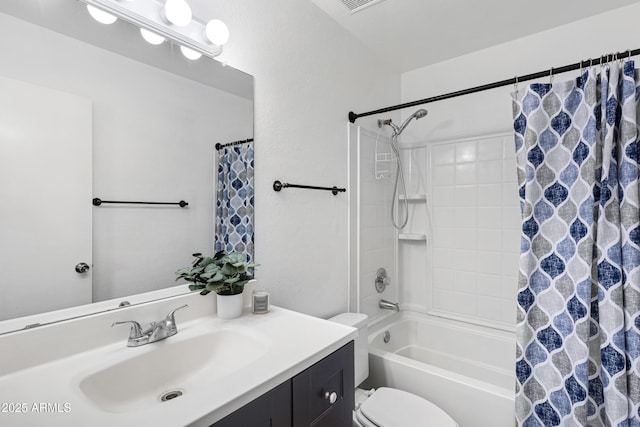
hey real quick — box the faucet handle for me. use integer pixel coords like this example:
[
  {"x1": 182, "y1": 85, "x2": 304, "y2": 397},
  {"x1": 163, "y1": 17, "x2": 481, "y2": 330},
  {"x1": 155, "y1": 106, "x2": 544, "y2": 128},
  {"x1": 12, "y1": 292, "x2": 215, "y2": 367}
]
[
  {"x1": 165, "y1": 304, "x2": 189, "y2": 323},
  {"x1": 112, "y1": 320, "x2": 145, "y2": 339},
  {"x1": 375, "y1": 268, "x2": 391, "y2": 293},
  {"x1": 163, "y1": 304, "x2": 189, "y2": 333}
]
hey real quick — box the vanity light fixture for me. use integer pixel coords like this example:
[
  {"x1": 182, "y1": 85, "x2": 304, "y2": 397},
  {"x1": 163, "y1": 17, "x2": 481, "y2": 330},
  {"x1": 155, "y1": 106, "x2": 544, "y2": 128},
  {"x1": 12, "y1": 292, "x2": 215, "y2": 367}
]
[
  {"x1": 204, "y1": 19, "x2": 229, "y2": 46},
  {"x1": 86, "y1": 4, "x2": 117, "y2": 24},
  {"x1": 180, "y1": 46, "x2": 202, "y2": 60},
  {"x1": 79, "y1": 0, "x2": 228, "y2": 59},
  {"x1": 139, "y1": 28, "x2": 165, "y2": 45},
  {"x1": 161, "y1": 0, "x2": 192, "y2": 27}
]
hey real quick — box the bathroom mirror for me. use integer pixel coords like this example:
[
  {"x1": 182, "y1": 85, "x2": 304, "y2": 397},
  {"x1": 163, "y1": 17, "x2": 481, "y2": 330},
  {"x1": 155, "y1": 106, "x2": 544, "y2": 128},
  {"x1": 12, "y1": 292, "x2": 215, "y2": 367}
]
[{"x1": 0, "y1": 0, "x2": 253, "y2": 333}]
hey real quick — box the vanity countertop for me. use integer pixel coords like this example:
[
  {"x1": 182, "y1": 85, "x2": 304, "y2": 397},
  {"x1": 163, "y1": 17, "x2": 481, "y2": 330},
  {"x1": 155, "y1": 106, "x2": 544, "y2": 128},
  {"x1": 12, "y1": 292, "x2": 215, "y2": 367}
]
[{"x1": 0, "y1": 298, "x2": 356, "y2": 427}]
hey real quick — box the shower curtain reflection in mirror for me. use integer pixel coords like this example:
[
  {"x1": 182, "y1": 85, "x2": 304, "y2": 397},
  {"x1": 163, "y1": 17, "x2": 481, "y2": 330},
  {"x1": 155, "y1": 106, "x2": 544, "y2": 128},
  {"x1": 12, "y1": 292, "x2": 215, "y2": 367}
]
[{"x1": 215, "y1": 141, "x2": 255, "y2": 262}]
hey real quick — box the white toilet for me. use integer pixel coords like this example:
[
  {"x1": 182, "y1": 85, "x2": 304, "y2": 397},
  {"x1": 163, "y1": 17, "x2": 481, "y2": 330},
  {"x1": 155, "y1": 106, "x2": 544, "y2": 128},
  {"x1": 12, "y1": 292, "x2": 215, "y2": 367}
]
[{"x1": 330, "y1": 313, "x2": 459, "y2": 427}]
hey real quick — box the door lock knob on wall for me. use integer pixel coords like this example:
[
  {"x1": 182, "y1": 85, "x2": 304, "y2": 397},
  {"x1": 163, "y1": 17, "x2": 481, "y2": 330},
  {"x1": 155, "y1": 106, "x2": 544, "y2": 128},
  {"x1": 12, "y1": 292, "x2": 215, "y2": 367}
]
[
  {"x1": 375, "y1": 268, "x2": 391, "y2": 293},
  {"x1": 75, "y1": 263, "x2": 90, "y2": 273}
]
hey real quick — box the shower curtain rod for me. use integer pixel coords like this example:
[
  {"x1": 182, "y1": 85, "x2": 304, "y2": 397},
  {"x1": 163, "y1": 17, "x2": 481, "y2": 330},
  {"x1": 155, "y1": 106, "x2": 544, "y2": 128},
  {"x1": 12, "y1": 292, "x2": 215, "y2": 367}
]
[
  {"x1": 348, "y1": 48, "x2": 640, "y2": 123},
  {"x1": 215, "y1": 138, "x2": 254, "y2": 151}
]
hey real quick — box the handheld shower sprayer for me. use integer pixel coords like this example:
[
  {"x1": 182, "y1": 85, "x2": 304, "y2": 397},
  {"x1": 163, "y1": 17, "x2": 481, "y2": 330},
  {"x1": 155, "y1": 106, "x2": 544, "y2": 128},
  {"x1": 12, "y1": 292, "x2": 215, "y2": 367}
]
[
  {"x1": 376, "y1": 108, "x2": 428, "y2": 230},
  {"x1": 377, "y1": 109, "x2": 428, "y2": 136}
]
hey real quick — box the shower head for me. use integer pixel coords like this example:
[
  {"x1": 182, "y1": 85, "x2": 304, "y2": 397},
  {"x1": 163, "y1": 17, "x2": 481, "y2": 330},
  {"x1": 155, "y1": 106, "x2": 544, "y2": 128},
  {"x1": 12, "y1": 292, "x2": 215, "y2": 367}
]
[
  {"x1": 377, "y1": 108, "x2": 428, "y2": 136},
  {"x1": 413, "y1": 108, "x2": 428, "y2": 119},
  {"x1": 396, "y1": 108, "x2": 428, "y2": 135}
]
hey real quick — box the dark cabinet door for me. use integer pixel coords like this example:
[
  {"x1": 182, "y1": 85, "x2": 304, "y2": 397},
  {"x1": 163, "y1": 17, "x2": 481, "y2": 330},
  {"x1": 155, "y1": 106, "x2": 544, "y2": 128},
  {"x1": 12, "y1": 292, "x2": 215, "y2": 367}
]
[
  {"x1": 211, "y1": 379, "x2": 292, "y2": 427},
  {"x1": 210, "y1": 341, "x2": 354, "y2": 427},
  {"x1": 292, "y1": 342, "x2": 355, "y2": 427}
]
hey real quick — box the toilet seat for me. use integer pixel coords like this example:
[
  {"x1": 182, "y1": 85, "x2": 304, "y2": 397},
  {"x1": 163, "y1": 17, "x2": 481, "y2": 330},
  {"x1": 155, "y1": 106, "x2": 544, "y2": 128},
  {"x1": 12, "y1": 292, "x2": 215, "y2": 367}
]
[
  {"x1": 356, "y1": 387, "x2": 457, "y2": 427},
  {"x1": 356, "y1": 409, "x2": 381, "y2": 427}
]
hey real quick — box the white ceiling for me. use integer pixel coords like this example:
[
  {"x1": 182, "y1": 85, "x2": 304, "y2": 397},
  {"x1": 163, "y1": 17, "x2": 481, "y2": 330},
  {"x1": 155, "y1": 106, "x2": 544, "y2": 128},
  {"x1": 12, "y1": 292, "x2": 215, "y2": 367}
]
[{"x1": 311, "y1": 0, "x2": 640, "y2": 73}]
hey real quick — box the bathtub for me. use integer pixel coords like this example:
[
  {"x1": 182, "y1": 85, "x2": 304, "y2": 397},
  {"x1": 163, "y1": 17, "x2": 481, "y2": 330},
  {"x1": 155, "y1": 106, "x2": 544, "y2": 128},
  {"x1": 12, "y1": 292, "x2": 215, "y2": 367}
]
[{"x1": 365, "y1": 311, "x2": 515, "y2": 427}]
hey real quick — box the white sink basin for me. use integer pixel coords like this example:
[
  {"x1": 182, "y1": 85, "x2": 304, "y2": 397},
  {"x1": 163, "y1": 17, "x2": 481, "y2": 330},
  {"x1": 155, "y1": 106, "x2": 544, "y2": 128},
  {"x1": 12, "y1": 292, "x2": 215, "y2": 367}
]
[
  {"x1": 79, "y1": 327, "x2": 268, "y2": 413},
  {"x1": 0, "y1": 300, "x2": 357, "y2": 427}
]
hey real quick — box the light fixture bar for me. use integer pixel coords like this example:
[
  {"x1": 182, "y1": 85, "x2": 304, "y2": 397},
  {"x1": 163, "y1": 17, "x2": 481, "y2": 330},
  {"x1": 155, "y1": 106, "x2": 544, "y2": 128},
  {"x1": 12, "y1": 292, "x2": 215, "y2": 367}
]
[{"x1": 79, "y1": 0, "x2": 223, "y2": 58}]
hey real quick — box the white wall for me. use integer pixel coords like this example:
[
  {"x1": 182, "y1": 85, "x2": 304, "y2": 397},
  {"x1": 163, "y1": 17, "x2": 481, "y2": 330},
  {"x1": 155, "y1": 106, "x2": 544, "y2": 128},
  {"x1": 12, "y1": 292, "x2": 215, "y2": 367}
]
[
  {"x1": 398, "y1": 3, "x2": 640, "y2": 328},
  {"x1": 193, "y1": 0, "x2": 400, "y2": 317},
  {"x1": 401, "y1": 3, "x2": 640, "y2": 141}
]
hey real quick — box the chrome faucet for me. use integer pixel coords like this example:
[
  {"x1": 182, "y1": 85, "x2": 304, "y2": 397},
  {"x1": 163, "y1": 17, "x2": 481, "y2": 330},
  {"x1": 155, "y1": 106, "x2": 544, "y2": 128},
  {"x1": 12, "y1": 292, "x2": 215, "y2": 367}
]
[
  {"x1": 379, "y1": 299, "x2": 400, "y2": 312},
  {"x1": 112, "y1": 304, "x2": 188, "y2": 347}
]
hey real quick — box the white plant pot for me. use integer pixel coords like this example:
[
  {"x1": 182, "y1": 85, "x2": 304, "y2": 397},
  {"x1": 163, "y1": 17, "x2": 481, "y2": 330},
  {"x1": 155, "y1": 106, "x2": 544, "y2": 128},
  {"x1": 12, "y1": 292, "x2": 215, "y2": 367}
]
[{"x1": 216, "y1": 293, "x2": 244, "y2": 319}]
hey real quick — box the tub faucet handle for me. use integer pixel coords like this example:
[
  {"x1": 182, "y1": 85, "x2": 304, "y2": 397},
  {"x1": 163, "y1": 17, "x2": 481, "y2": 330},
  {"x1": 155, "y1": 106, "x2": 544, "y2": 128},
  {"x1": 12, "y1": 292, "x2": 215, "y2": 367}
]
[{"x1": 375, "y1": 268, "x2": 391, "y2": 293}]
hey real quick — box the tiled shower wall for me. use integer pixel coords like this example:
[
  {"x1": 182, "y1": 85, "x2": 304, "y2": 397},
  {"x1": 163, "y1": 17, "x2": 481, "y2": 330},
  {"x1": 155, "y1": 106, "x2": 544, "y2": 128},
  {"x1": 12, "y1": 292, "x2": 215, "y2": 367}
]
[
  {"x1": 425, "y1": 133, "x2": 520, "y2": 328},
  {"x1": 352, "y1": 127, "x2": 520, "y2": 329}
]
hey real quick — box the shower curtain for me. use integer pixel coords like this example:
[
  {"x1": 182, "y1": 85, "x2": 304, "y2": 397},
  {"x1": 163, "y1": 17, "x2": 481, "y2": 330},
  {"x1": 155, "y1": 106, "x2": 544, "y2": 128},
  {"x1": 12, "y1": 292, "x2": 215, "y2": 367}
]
[
  {"x1": 514, "y1": 61, "x2": 640, "y2": 426},
  {"x1": 215, "y1": 142, "x2": 254, "y2": 262}
]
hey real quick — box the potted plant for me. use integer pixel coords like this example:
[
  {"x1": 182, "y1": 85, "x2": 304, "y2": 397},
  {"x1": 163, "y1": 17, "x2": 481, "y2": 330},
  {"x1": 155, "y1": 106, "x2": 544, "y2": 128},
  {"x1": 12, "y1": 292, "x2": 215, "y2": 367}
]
[{"x1": 175, "y1": 251, "x2": 256, "y2": 319}]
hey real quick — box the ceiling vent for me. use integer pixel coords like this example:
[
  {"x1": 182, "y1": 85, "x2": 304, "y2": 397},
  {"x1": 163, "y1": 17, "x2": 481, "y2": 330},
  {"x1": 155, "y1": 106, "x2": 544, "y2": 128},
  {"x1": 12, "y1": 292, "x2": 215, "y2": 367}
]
[{"x1": 339, "y1": 0, "x2": 386, "y2": 13}]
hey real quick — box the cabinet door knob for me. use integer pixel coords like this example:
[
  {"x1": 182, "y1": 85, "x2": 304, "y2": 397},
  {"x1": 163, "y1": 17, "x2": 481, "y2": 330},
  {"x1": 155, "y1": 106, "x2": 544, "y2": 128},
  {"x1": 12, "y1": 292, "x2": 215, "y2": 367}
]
[{"x1": 324, "y1": 391, "x2": 337, "y2": 404}]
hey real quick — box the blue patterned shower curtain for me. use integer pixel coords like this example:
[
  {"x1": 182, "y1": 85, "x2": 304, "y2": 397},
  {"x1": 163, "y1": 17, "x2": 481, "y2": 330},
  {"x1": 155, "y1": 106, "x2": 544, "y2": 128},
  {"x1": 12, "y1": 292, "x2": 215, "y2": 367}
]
[
  {"x1": 513, "y1": 61, "x2": 640, "y2": 426},
  {"x1": 215, "y1": 142, "x2": 254, "y2": 262}
]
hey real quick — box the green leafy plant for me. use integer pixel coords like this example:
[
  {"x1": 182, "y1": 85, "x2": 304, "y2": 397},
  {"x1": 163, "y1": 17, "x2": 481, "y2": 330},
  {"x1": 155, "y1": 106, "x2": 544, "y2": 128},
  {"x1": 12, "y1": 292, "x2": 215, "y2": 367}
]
[{"x1": 175, "y1": 251, "x2": 256, "y2": 296}]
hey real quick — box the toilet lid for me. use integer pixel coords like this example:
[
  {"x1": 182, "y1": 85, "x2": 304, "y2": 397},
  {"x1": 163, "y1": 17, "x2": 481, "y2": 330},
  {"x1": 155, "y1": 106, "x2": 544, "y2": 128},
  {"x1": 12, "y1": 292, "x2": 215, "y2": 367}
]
[{"x1": 359, "y1": 387, "x2": 457, "y2": 427}]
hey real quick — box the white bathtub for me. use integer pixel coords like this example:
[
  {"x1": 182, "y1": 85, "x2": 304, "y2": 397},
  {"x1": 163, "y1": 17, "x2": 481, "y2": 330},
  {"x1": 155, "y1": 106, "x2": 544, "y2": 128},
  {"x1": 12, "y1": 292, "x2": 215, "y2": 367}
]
[{"x1": 365, "y1": 312, "x2": 515, "y2": 427}]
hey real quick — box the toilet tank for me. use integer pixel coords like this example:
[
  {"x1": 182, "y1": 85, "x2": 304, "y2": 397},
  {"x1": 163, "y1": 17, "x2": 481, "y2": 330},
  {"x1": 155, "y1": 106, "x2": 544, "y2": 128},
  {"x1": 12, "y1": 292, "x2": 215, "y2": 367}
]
[{"x1": 329, "y1": 313, "x2": 369, "y2": 386}]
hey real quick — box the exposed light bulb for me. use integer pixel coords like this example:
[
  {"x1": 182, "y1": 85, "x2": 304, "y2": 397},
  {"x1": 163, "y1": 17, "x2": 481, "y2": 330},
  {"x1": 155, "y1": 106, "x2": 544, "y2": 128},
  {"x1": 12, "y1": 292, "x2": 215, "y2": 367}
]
[
  {"x1": 162, "y1": 0, "x2": 192, "y2": 27},
  {"x1": 204, "y1": 19, "x2": 229, "y2": 46},
  {"x1": 180, "y1": 46, "x2": 202, "y2": 60},
  {"x1": 86, "y1": 5, "x2": 117, "y2": 24},
  {"x1": 140, "y1": 28, "x2": 165, "y2": 45}
]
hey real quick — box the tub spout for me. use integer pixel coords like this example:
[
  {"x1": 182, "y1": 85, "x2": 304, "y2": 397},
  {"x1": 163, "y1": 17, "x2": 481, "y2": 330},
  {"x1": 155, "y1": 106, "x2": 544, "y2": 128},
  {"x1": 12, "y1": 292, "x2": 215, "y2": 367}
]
[{"x1": 379, "y1": 299, "x2": 399, "y2": 312}]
